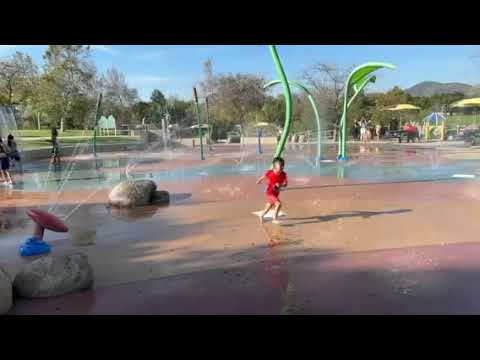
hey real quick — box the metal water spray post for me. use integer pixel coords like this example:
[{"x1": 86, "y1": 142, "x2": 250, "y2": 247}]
[
  {"x1": 205, "y1": 96, "x2": 212, "y2": 151},
  {"x1": 256, "y1": 127, "x2": 263, "y2": 154},
  {"x1": 93, "y1": 92, "x2": 103, "y2": 158},
  {"x1": 193, "y1": 87, "x2": 205, "y2": 160}
]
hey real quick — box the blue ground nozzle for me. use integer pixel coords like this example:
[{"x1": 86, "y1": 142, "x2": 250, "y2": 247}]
[{"x1": 20, "y1": 237, "x2": 51, "y2": 257}]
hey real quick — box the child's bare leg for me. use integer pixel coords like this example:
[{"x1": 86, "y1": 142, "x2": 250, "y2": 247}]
[
  {"x1": 260, "y1": 202, "x2": 273, "y2": 223},
  {"x1": 273, "y1": 201, "x2": 282, "y2": 221},
  {"x1": 4, "y1": 170, "x2": 13, "y2": 184},
  {"x1": 0, "y1": 170, "x2": 5, "y2": 183}
]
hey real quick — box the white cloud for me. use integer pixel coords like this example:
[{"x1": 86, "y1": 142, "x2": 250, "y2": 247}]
[{"x1": 90, "y1": 45, "x2": 117, "y2": 55}]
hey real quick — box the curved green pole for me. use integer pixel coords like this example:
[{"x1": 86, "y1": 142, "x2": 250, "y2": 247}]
[
  {"x1": 338, "y1": 62, "x2": 396, "y2": 160},
  {"x1": 264, "y1": 80, "x2": 322, "y2": 160},
  {"x1": 269, "y1": 45, "x2": 293, "y2": 159},
  {"x1": 92, "y1": 92, "x2": 102, "y2": 158},
  {"x1": 337, "y1": 75, "x2": 376, "y2": 158}
]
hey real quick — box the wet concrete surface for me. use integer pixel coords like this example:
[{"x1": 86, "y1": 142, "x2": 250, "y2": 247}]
[
  {"x1": 4, "y1": 143, "x2": 480, "y2": 314},
  {"x1": 10, "y1": 241, "x2": 480, "y2": 315}
]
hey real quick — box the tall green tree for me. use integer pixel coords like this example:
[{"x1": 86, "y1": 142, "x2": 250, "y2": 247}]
[
  {"x1": 0, "y1": 51, "x2": 38, "y2": 106},
  {"x1": 40, "y1": 45, "x2": 97, "y2": 130},
  {"x1": 100, "y1": 67, "x2": 138, "y2": 127}
]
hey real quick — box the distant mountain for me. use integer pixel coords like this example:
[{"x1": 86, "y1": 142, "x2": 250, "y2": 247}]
[{"x1": 405, "y1": 81, "x2": 480, "y2": 97}]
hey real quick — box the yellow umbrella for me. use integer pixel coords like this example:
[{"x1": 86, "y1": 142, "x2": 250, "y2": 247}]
[
  {"x1": 451, "y1": 98, "x2": 480, "y2": 108},
  {"x1": 383, "y1": 104, "x2": 421, "y2": 130},
  {"x1": 385, "y1": 104, "x2": 421, "y2": 111},
  {"x1": 254, "y1": 122, "x2": 270, "y2": 128}
]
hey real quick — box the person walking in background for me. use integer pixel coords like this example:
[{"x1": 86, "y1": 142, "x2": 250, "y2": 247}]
[
  {"x1": 360, "y1": 118, "x2": 367, "y2": 143},
  {"x1": 353, "y1": 119, "x2": 360, "y2": 140},
  {"x1": 0, "y1": 138, "x2": 14, "y2": 186},
  {"x1": 51, "y1": 125, "x2": 60, "y2": 165},
  {"x1": 376, "y1": 124, "x2": 382, "y2": 141},
  {"x1": 7, "y1": 134, "x2": 21, "y2": 171},
  {"x1": 404, "y1": 121, "x2": 418, "y2": 143},
  {"x1": 413, "y1": 122, "x2": 421, "y2": 142}
]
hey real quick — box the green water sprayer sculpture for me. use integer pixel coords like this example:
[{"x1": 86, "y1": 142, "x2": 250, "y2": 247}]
[
  {"x1": 268, "y1": 45, "x2": 293, "y2": 159},
  {"x1": 264, "y1": 79, "x2": 323, "y2": 160},
  {"x1": 193, "y1": 87, "x2": 205, "y2": 160},
  {"x1": 337, "y1": 62, "x2": 395, "y2": 160},
  {"x1": 92, "y1": 92, "x2": 103, "y2": 158}
]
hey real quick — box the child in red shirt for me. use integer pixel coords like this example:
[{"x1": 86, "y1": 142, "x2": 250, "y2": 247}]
[{"x1": 256, "y1": 157, "x2": 288, "y2": 224}]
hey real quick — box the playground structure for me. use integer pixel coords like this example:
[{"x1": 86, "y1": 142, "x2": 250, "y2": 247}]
[
  {"x1": 98, "y1": 115, "x2": 117, "y2": 136},
  {"x1": 423, "y1": 112, "x2": 446, "y2": 141}
]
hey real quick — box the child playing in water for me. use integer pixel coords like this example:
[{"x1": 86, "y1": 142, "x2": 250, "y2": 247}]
[{"x1": 256, "y1": 157, "x2": 288, "y2": 224}]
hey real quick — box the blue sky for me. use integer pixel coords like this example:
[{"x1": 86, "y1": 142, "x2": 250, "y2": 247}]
[{"x1": 1, "y1": 45, "x2": 479, "y2": 100}]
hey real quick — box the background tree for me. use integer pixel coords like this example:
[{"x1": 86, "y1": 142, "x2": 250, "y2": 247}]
[
  {"x1": 41, "y1": 45, "x2": 97, "y2": 131},
  {"x1": 302, "y1": 63, "x2": 352, "y2": 130},
  {"x1": 149, "y1": 89, "x2": 167, "y2": 127},
  {"x1": 101, "y1": 67, "x2": 138, "y2": 128},
  {"x1": 132, "y1": 101, "x2": 151, "y2": 125},
  {"x1": 0, "y1": 51, "x2": 38, "y2": 106}
]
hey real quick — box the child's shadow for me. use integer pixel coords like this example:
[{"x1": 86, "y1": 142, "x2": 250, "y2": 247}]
[{"x1": 283, "y1": 209, "x2": 412, "y2": 227}]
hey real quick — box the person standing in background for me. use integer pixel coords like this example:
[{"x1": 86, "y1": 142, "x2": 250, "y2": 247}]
[
  {"x1": 376, "y1": 124, "x2": 382, "y2": 141},
  {"x1": 0, "y1": 138, "x2": 14, "y2": 185},
  {"x1": 51, "y1": 125, "x2": 60, "y2": 165}
]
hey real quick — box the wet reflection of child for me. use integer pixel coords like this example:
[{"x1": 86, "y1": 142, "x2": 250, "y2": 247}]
[{"x1": 256, "y1": 157, "x2": 288, "y2": 224}]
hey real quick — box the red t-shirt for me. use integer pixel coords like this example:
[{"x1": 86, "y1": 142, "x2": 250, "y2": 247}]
[
  {"x1": 404, "y1": 124, "x2": 417, "y2": 134},
  {"x1": 265, "y1": 170, "x2": 288, "y2": 196}
]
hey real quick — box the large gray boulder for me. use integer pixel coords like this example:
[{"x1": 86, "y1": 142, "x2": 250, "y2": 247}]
[
  {"x1": 0, "y1": 267, "x2": 12, "y2": 314},
  {"x1": 108, "y1": 179, "x2": 157, "y2": 208},
  {"x1": 13, "y1": 253, "x2": 94, "y2": 299},
  {"x1": 109, "y1": 180, "x2": 170, "y2": 207}
]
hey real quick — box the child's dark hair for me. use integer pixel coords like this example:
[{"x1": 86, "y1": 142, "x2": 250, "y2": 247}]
[{"x1": 272, "y1": 156, "x2": 285, "y2": 167}]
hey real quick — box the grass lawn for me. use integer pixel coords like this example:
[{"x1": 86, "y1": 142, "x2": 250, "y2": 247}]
[
  {"x1": 14, "y1": 129, "x2": 94, "y2": 138},
  {"x1": 18, "y1": 136, "x2": 141, "y2": 151}
]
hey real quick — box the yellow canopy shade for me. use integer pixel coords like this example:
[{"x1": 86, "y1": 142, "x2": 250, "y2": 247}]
[
  {"x1": 254, "y1": 122, "x2": 270, "y2": 128},
  {"x1": 385, "y1": 104, "x2": 421, "y2": 111},
  {"x1": 451, "y1": 98, "x2": 480, "y2": 108},
  {"x1": 190, "y1": 124, "x2": 209, "y2": 129}
]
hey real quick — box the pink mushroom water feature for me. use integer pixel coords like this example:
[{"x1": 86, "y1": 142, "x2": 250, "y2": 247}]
[{"x1": 20, "y1": 208, "x2": 69, "y2": 257}]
